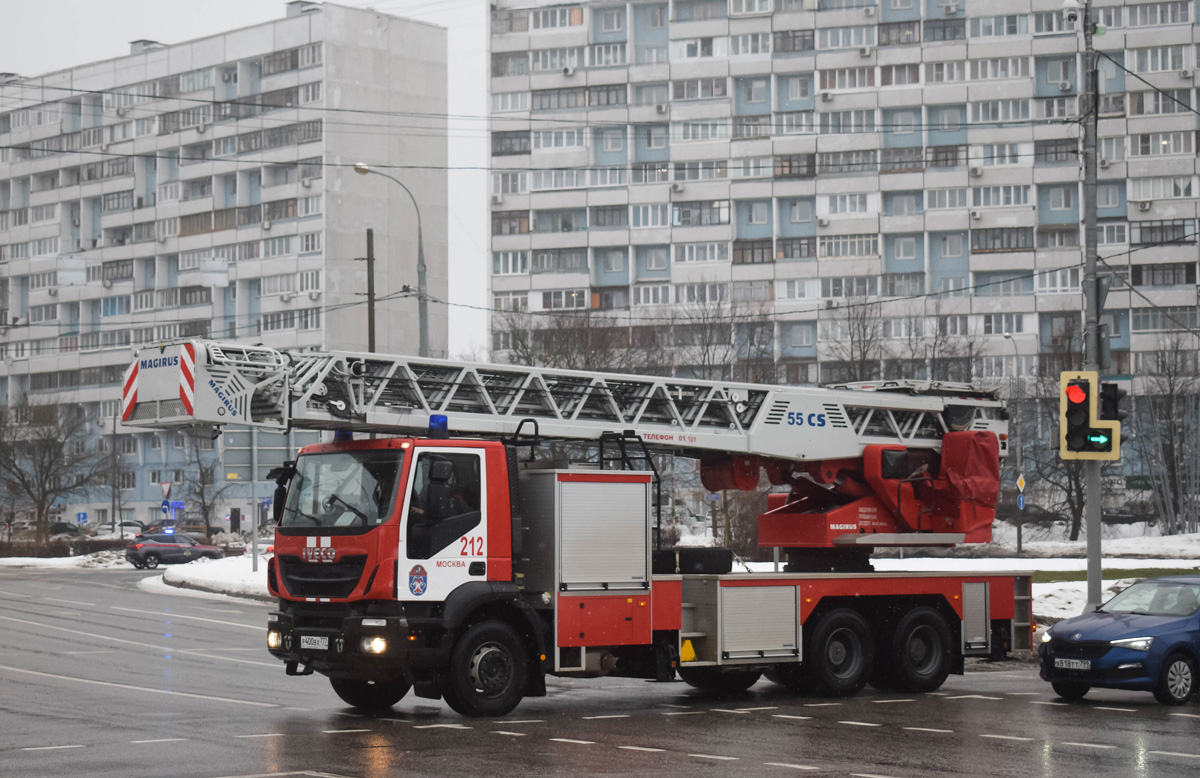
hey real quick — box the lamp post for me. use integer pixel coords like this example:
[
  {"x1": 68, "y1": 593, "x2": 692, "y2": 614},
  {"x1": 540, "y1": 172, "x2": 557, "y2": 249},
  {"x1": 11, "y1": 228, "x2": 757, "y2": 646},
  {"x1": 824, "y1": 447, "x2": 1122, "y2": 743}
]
[
  {"x1": 1004, "y1": 332, "x2": 1024, "y2": 553},
  {"x1": 352, "y1": 162, "x2": 429, "y2": 357}
]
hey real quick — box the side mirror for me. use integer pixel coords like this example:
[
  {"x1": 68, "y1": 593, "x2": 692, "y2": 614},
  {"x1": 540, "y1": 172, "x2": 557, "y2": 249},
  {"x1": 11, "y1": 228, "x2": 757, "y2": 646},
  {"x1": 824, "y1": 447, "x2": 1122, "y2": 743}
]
[{"x1": 273, "y1": 484, "x2": 286, "y2": 523}]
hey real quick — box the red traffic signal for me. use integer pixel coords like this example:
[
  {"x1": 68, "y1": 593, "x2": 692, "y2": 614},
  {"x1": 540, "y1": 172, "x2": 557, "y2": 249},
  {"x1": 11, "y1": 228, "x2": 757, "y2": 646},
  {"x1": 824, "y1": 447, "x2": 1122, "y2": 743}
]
[{"x1": 1066, "y1": 384, "x2": 1087, "y2": 405}]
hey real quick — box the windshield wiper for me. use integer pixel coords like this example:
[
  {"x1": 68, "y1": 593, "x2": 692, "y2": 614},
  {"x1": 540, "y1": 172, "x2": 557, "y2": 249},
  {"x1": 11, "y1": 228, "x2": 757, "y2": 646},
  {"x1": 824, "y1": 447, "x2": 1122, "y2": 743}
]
[
  {"x1": 326, "y1": 493, "x2": 369, "y2": 525},
  {"x1": 283, "y1": 507, "x2": 322, "y2": 526}
]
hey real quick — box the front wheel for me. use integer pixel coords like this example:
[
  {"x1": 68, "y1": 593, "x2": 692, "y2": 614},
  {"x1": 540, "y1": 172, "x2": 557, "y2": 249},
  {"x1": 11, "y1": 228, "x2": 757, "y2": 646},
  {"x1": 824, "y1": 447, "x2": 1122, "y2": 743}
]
[
  {"x1": 808, "y1": 609, "x2": 874, "y2": 697},
  {"x1": 1154, "y1": 653, "x2": 1197, "y2": 706},
  {"x1": 1051, "y1": 681, "x2": 1090, "y2": 701},
  {"x1": 442, "y1": 620, "x2": 528, "y2": 717},
  {"x1": 330, "y1": 678, "x2": 411, "y2": 711},
  {"x1": 678, "y1": 666, "x2": 761, "y2": 694},
  {"x1": 143, "y1": 554, "x2": 160, "y2": 569}
]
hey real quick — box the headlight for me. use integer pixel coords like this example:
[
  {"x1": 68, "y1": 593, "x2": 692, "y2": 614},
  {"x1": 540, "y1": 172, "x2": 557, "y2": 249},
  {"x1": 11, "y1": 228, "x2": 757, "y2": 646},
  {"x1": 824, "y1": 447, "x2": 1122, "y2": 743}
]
[
  {"x1": 1040, "y1": 630, "x2": 1052, "y2": 643},
  {"x1": 267, "y1": 630, "x2": 281, "y2": 649},
  {"x1": 1111, "y1": 636, "x2": 1154, "y2": 652},
  {"x1": 361, "y1": 636, "x2": 388, "y2": 654}
]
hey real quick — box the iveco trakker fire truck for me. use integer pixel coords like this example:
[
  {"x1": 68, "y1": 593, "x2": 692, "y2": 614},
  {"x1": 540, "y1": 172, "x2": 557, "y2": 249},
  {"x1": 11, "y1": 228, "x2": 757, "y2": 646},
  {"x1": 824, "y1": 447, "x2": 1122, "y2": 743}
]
[{"x1": 123, "y1": 341, "x2": 1032, "y2": 716}]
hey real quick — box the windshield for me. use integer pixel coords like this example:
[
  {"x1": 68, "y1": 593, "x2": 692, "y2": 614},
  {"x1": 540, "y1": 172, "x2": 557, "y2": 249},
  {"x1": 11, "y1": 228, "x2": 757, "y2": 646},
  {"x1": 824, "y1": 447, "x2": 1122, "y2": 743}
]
[
  {"x1": 280, "y1": 449, "x2": 403, "y2": 528},
  {"x1": 1099, "y1": 581, "x2": 1200, "y2": 618}
]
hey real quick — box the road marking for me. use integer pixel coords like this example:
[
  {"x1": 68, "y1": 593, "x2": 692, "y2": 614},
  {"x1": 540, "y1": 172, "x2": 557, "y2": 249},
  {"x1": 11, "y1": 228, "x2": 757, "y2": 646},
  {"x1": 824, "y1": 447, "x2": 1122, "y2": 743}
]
[
  {"x1": 131, "y1": 738, "x2": 188, "y2": 744},
  {"x1": 711, "y1": 708, "x2": 749, "y2": 714},
  {"x1": 839, "y1": 721, "x2": 882, "y2": 727},
  {"x1": 110, "y1": 606, "x2": 266, "y2": 631},
  {"x1": 550, "y1": 738, "x2": 595, "y2": 745},
  {"x1": 1171, "y1": 713, "x2": 1200, "y2": 719},
  {"x1": 852, "y1": 774, "x2": 903, "y2": 778},
  {"x1": 658, "y1": 703, "x2": 692, "y2": 709},
  {"x1": 773, "y1": 715, "x2": 813, "y2": 721},
  {"x1": 501, "y1": 719, "x2": 545, "y2": 724},
  {"x1": 947, "y1": 694, "x2": 1003, "y2": 700},
  {"x1": 1032, "y1": 701, "x2": 1067, "y2": 706},
  {"x1": 904, "y1": 727, "x2": 953, "y2": 734},
  {"x1": 872, "y1": 699, "x2": 915, "y2": 704},
  {"x1": 737, "y1": 706, "x2": 779, "y2": 711},
  {"x1": 582, "y1": 714, "x2": 630, "y2": 720},
  {"x1": 322, "y1": 729, "x2": 372, "y2": 734},
  {"x1": 765, "y1": 763, "x2": 819, "y2": 771},
  {"x1": 0, "y1": 664, "x2": 277, "y2": 707},
  {"x1": 1061, "y1": 742, "x2": 1116, "y2": 750},
  {"x1": 0, "y1": 590, "x2": 32, "y2": 598},
  {"x1": 22, "y1": 744, "x2": 86, "y2": 751},
  {"x1": 43, "y1": 597, "x2": 95, "y2": 606},
  {"x1": 235, "y1": 734, "x2": 286, "y2": 739},
  {"x1": 803, "y1": 702, "x2": 841, "y2": 707},
  {"x1": 619, "y1": 746, "x2": 666, "y2": 752},
  {"x1": 1095, "y1": 706, "x2": 1137, "y2": 712},
  {"x1": 64, "y1": 650, "x2": 115, "y2": 655},
  {"x1": 980, "y1": 734, "x2": 1034, "y2": 742},
  {"x1": 690, "y1": 754, "x2": 738, "y2": 761},
  {"x1": 664, "y1": 711, "x2": 704, "y2": 716},
  {"x1": 1148, "y1": 751, "x2": 1200, "y2": 759},
  {"x1": 414, "y1": 724, "x2": 471, "y2": 730},
  {"x1": 1005, "y1": 692, "x2": 1040, "y2": 696},
  {"x1": 492, "y1": 731, "x2": 527, "y2": 737}
]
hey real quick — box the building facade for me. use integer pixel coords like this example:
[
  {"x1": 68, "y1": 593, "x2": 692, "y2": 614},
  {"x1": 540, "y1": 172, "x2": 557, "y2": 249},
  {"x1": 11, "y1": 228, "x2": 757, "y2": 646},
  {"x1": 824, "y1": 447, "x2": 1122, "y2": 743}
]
[
  {"x1": 0, "y1": 1, "x2": 448, "y2": 527},
  {"x1": 487, "y1": 0, "x2": 1198, "y2": 389}
]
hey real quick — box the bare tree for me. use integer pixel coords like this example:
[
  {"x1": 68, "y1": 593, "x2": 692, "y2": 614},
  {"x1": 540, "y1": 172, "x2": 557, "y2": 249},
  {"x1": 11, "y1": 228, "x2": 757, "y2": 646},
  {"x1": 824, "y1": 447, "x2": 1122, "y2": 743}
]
[
  {"x1": 180, "y1": 438, "x2": 234, "y2": 536},
  {"x1": 821, "y1": 297, "x2": 883, "y2": 382},
  {"x1": 1130, "y1": 332, "x2": 1200, "y2": 535},
  {"x1": 0, "y1": 401, "x2": 106, "y2": 543},
  {"x1": 493, "y1": 309, "x2": 670, "y2": 374}
]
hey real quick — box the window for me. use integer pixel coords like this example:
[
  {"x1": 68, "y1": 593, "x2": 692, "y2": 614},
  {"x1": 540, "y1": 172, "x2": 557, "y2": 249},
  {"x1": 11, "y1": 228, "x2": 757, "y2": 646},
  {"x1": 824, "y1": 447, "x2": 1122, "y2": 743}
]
[
  {"x1": 894, "y1": 237, "x2": 917, "y2": 260},
  {"x1": 643, "y1": 248, "x2": 669, "y2": 271},
  {"x1": 672, "y1": 78, "x2": 727, "y2": 101},
  {"x1": 1098, "y1": 222, "x2": 1127, "y2": 245},
  {"x1": 260, "y1": 274, "x2": 295, "y2": 296},
  {"x1": 631, "y1": 204, "x2": 669, "y2": 228},
  {"x1": 818, "y1": 26, "x2": 875, "y2": 50},
  {"x1": 633, "y1": 284, "x2": 671, "y2": 306},
  {"x1": 730, "y1": 0, "x2": 770, "y2": 14},
  {"x1": 1128, "y1": 2, "x2": 1190, "y2": 26},
  {"x1": 887, "y1": 194, "x2": 920, "y2": 216},
  {"x1": 778, "y1": 111, "x2": 814, "y2": 135},
  {"x1": 299, "y1": 271, "x2": 320, "y2": 293},
  {"x1": 1129, "y1": 90, "x2": 1191, "y2": 116},
  {"x1": 819, "y1": 234, "x2": 878, "y2": 258},
  {"x1": 1130, "y1": 176, "x2": 1194, "y2": 200},
  {"x1": 971, "y1": 228, "x2": 1035, "y2": 251},
  {"x1": 940, "y1": 315, "x2": 969, "y2": 337},
  {"x1": 601, "y1": 130, "x2": 624, "y2": 152},
  {"x1": 492, "y1": 131, "x2": 531, "y2": 156},
  {"x1": 881, "y1": 64, "x2": 920, "y2": 86},
  {"x1": 588, "y1": 85, "x2": 626, "y2": 107},
  {"x1": 673, "y1": 200, "x2": 730, "y2": 226},
  {"x1": 1131, "y1": 306, "x2": 1199, "y2": 331},
  {"x1": 493, "y1": 172, "x2": 527, "y2": 195},
  {"x1": 493, "y1": 291, "x2": 528, "y2": 312},
  {"x1": 983, "y1": 313, "x2": 1024, "y2": 335},
  {"x1": 1035, "y1": 139, "x2": 1077, "y2": 164},
  {"x1": 532, "y1": 128, "x2": 586, "y2": 149},
  {"x1": 29, "y1": 303, "x2": 57, "y2": 323},
  {"x1": 925, "y1": 60, "x2": 966, "y2": 82},
  {"x1": 492, "y1": 92, "x2": 529, "y2": 112},
  {"x1": 979, "y1": 143, "x2": 1020, "y2": 166},
  {"x1": 532, "y1": 7, "x2": 583, "y2": 29},
  {"x1": 299, "y1": 82, "x2": 322, "y2": 104},
  {"x1": 299, "y1": 195, "x2": 322, "y2": 216},
  {"x1": 299, "y1": 233, "x2": 321, "y2": 253},
  {"x1": 733, "y1": 240, "x2": 773, "y2": 265},
  {"x1": 940, "y1": 234, "x2": 964, "y2": 256},
  {"x1": 1132, "y1": 46, "x2": 1189, "y2": 73},
  {"x1": 878, "y1": 21, "x2": 920, "y2": 46},
  {"x1": 1036, "y1": 267, "x2": 1080, "y2": 294},
  {"x1": 591, "y1": 205, "x2": 628, "y2": 229},
  {"x1": 970, "y1": 15, "x2": 1026, "y2": 38},
  {"x1": 970, "y1": 57, "x2": 1030, "y2": 80},
  {"x1": 493, "y1": 251, "x2": 528, "y2": 275},
  {"x1": 1033, "y1": 10, "x2": 1077, "y2": 34},
  {"x1": 775, "y1": 154, "x2": 816, "y2": 179},
  {"x1": 541, "y1": 289, "x2": 587, "y2": 309},
  {"x1": 674, "y1": 160, "x2": 728, "y2": 181},
  {"x1": 531, "y1": 249, "x2": 587, "y2": 273},
  {"x1": 1048, "y1": 187, "x2": 1075, "y2": 210},
  {"x1": 747, "y1": 202, "x2": 768, "y2": 225},
  {"x1": 775, "y1": 30, "x2": 815, "y2": 55},
  {"x1": 973, "y1": 186, "x2": 1030, "y2": 207},
  {"x1": 730, "y1": 157, "x2": 771, "y2": 178},
  {"x1": 1131, "y1": 219, "x2": 1193, "y2": 245},
  {"x1": 672, "y1": 120, "x2": 729, "y2": 142},
  {"x1": 491, "y1": 52, "x2": 530, "y2": 77},
  {"x1": 882, "y1": 273, "x2": 924, "y2": 297},
  {"x1": 821, "y1": 275, "x2": 877, "y2": 298},
  {"x1": 779, "y1": 279, "x2": 815, "y2": 301},
  {"x1": 492, "y1": 211, "x2": 530, "y2": 235},
  {"x1": 730, "y1": 34, "x2": 770, "y2": 56},
  {"x1": 790, "y1": 201, "x2": 813, "y2": 223},
  {"x1": 599, "y1": 8, "x2": 623, "y2": 31},
  {"x1": 1130, "y1": 131, "x2": 1193, "y2": 157},
  {"x1": 971, "y1": 99, "x2": 1030, "y2": 123},
  {"x1": 645, "y1": 125, "x2": 667, "y2": 149},
  {"x1": 674, "y1": 243, "x2": 728, "y2": 263},
  {"x1": 819, "y1": 150, "x2": 877, "y2": 175},
  {"x1": 675, "y1": 282, "x2": 727, "y2": 304},
  {"x1": 598, "y1": 249, "x2": 626, "y2": 273},
  {"x1": 1132, "y1": 262, "x2": 1196, "y2": 286},
  {"x1": 1037, "y1": 227, "x2": 1080, "y2": 248},
  {"x1": 403, "y1": 450, "x2": 483, "y2": 559},
  {"x1": 828, "y1": 194, "x2": 869, "y2": 214},
  {"x1": 263, "y1": 237, "x2": 292, "y2": 257},
  {"x1": 820, "y1": 68, "x2": 875, "y2": 92},
  {"x1": 532, "y1": 88, "x2": 586, "y2": 111},
  {"x1": 819, "y1": 110, "x2": 875, "y2": 134}
]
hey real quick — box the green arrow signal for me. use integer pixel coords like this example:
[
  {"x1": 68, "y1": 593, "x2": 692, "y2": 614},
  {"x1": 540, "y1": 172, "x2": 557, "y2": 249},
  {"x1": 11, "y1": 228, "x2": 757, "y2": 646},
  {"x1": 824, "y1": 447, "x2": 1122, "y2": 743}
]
[{"x1": 1087, "y1": 433, "x2": 1110, "y2": 445}]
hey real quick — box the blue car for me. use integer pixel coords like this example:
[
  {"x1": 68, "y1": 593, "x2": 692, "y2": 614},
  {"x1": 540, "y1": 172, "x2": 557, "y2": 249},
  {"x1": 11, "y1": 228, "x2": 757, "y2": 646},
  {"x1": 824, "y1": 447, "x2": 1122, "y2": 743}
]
[{"x1": 1039, "y1": 576, "x2": 1200, "y2": 705}]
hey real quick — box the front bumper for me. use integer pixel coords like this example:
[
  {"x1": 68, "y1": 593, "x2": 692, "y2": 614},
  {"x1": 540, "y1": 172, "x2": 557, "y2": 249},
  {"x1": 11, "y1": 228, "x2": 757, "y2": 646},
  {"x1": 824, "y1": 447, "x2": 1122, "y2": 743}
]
[
  {"x1": 1038, "y1": 643, "x2": 1155, "y2": 689},
  {"x1": 266, "y1": 603, "x2": 451, "y2": 681}
]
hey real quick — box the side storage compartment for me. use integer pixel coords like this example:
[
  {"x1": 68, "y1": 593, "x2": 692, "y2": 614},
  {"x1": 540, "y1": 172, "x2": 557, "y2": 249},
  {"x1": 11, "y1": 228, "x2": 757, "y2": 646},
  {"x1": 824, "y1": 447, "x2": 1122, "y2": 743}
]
[{"x1": 719, "y1": 583, "x2": 800, "y2": 664}]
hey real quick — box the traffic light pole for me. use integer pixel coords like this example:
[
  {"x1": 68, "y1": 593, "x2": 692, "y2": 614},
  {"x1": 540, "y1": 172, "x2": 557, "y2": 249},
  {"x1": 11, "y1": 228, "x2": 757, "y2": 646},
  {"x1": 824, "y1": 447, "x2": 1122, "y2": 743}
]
[{"x1": 1082, "y1": 1, "x2": 1104, "y2": 612}]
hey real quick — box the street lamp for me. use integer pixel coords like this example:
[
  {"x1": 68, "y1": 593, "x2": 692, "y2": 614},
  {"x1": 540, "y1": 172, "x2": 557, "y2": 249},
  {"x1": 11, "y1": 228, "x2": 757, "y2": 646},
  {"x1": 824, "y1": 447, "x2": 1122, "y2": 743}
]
[
  {"x1": 1003, "y1": 332, "x2": 1025, "y2": 553},
  {"x1": 352, "y1": 162, "x2": 429, "y2": 357}
]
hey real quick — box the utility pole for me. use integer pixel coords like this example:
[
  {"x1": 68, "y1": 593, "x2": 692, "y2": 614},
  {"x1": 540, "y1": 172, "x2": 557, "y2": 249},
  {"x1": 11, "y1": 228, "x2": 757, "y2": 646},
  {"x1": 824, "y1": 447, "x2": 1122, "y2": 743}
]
[
  {"x1": 1081, "y1": 0, "x2": 1104, "y2": 611},
  {"x1": 366, "y1": 228, "x2": 376, "y2": 353},
  {"x1": 110, "y1": 409, "x2": 119, "y2": 539}
]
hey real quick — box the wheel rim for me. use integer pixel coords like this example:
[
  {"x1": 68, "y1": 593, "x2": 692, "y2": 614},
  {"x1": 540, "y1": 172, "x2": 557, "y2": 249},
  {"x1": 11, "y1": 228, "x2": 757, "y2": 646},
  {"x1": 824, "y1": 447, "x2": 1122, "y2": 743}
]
[
  {"x1": 1167, "y1": 660, "x2": 1193, "y2": 700},
  {"x1": 146, "y1": 556, "x2": 158, "y2": 569},
  {"x1": 469, "y1": 641, "x2": 514, "y2": 698},
  {"x1": 905, "y1": 625, "x2": 941, "y2": 676},
  {"x1": 825, "y1": 627, "x2": 863, "y2": 680}
]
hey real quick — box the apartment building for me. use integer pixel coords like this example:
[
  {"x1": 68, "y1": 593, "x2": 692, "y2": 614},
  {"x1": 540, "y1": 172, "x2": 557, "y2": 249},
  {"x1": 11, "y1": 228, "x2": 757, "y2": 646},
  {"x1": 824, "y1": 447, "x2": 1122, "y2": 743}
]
[
  {"x1": 488, "y1": 0, "x2": 1198, "y2": 389},
  {"x1": 0, "y1": 1, "x2": 448, "y2": 527}
]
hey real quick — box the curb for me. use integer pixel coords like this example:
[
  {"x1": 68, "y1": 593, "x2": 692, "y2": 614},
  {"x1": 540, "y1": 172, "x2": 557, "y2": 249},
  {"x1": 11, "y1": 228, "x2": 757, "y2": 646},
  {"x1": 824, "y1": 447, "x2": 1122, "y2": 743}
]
[{"x1": 159, "y1": 574, "x2": 276, "y2": 603}]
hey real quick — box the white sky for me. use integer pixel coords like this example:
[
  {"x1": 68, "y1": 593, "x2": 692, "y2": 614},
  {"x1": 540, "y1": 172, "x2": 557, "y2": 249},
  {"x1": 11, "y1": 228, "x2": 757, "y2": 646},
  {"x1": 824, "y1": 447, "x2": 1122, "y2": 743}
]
[{"x1": 0, "y1": 0, "x2": 490, "y2": 358}]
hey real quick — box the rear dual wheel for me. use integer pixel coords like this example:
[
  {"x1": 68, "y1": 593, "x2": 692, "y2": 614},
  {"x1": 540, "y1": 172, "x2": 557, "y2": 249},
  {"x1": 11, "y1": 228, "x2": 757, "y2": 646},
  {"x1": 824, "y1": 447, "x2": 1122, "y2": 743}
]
[
  {"x1": 808, "y1": 609, "x2": 875, "y2": 697},
  {"x1": 330, "y1": 678, "x2": 411, "y2": 711}
]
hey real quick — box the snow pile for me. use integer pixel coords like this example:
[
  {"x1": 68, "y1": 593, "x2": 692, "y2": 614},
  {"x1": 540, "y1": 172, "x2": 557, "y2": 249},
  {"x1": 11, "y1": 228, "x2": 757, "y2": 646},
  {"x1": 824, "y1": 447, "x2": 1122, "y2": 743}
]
[
  {"x1": 1033, "y1": 578, "x2": 1139, "y2": 623},
  {"x1": 161, "y1": 553, "x2": 272, "y2": 601},
  {"x1": 0, "y1": 555, "x2": 101, "y2": 569}
]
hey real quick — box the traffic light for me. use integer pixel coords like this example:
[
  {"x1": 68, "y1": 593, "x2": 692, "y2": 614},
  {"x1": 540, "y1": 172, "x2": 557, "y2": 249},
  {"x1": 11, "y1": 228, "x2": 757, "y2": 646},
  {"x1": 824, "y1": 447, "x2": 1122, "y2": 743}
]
[
  {"x1": 1099, "y1": 382, "x2": 1128, "y2": 423},
  {"x1": 1059, "y1": 371, "x2": 1123, "y2": 461}
]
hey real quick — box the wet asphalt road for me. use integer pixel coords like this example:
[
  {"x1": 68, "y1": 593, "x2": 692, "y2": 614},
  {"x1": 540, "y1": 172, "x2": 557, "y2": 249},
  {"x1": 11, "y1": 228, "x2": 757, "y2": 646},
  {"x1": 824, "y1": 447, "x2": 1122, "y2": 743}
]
[{"x1": 1, "y1": 567, "x2": 1198, "y2": 778}]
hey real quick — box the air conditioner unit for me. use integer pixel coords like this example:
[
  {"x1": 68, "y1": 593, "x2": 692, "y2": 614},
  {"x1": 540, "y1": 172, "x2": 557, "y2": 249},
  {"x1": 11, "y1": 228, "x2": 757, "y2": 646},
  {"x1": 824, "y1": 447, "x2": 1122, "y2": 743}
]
[
  {"x1": 1058, "y1": 81, "x2": 1071, "y2": 91},
  {"x1": 970, "y1": 209, "x2": 981, "y2": 220},
  {"x1": 1181, "y1": 69, "x2": 1193, "y2": 79},
  {"x1": 301, "y1": 177, "x2": 312, "y2": 188},
  {"x1": 1137, "y1": 200, "x2": 1152, "y2": 211},
  {"x1": 970, "y1": 166, "x2": 983, "y2": 177},
  {"x1": 943, "y1": 2, "x2": 958, "y2": 12},
  {"x1": 100, "y1": 143, "x2": 109, "y2": 151},
  {"x1": 1098, "y1": 158, "x2": 1110, "y2": 169},
  {"x1": 261, "y1": 220, "x2": 271, "y2": 230},
  {"x1": 670, "y1": 182, "x2": 683, "y2": 193},
  {"x1": 157, "y1": 235, "x2": 167, "y2": 243},
  {"x1": 863, "y1": 6, "x2": 875, "y2": 15},
  {"x1": 71, "y1": 218, "x2": 80, "y2": 227},
  {"x1": 562, "y1": 66, "x2": 575, "y2": 76},
  {"x1": 116, "y1": 107, "x2": 127, "y2": 117},
  {"x1": 308, "y1": 290, "x2": 321, "y2": 301},
  {"x1": 47, "y1": 287, "x2": 58, "y2": 297},
  {"x1": 222, "y1": 72, "x2": 232, "y2": 82},
  {"x1": 655, "y1": 103, "x2": 668, "y2": 114},
  {"x1": 817, "y1": 217, "x2": 830, "y2": 227},
  {"x1": 491, "y1": 193, "x2": 504, "y2": 205},
  {"x1": 824, "y1": 299, "x2": 838, "y2": 309},
  {"x1": 858, "y1": 46, "x2": 872, "y2": 58},
  {"x1": 196, "y1": 123, "x2": 207, "y2": 134},
  {"x1": 821, "y1": 92, "x2": 833, "y2": 102},
  {"x1": 102, "y1": 279, "x2": 112, "y2": 289},
  {"x1": 280, "y1": 292, "x2": 295, "y2": 302}
]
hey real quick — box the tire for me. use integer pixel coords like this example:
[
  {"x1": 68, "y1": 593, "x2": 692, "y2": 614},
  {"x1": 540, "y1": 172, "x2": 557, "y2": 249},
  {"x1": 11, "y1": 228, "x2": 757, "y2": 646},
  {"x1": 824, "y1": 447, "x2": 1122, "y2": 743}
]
[
  {"x1": 1051, "y1": 681, "x2": 1090, "y2": 701},
  {"x1": 765, "y1": 663, "x2": 810, "y2": 693},
  {"x1": 808, "y1": 609, "x2": 874, "y2": 697},
  {"x1": 131, "y1": 561, "x2": 145, "y2": 570},
  {"x1": 885, "y1": 607, "x2": 953, "y2": 693},
  {"x1": 330, "y1": 678, "x2": 411, "y2": 711},
  {"x1": 678, "y1": 666, "x2": 761, "y2": 694},
  {"x1": 441, "y1": 620, "x2": 528, "y2": 717},
  {"x1": 143, "y1": 554, "x2": 160, "y2": 570},
  {"x1": 1153, "y1": 653, "x2": 1197, "y2": 706}
]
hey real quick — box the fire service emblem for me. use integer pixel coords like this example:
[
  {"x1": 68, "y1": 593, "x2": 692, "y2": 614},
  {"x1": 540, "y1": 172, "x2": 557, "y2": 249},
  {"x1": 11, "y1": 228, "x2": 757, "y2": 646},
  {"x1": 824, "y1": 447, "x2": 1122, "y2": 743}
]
[{"x1": 409, "y1": 565, "x2": 428, "y2": 596}]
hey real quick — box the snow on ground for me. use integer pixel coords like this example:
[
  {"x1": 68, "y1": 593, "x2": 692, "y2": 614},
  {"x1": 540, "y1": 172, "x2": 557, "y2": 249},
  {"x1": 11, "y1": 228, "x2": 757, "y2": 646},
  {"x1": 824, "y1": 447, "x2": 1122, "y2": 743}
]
[
  {"x1": 161, "y1": 553, "x2": 272, "y2": 601},
  {"x1": 1033, "y1": 578, "x2": 1140, "y2": 623},
  {"x1": 0, "y1": 549, "x2": 130, "y2": 569}
]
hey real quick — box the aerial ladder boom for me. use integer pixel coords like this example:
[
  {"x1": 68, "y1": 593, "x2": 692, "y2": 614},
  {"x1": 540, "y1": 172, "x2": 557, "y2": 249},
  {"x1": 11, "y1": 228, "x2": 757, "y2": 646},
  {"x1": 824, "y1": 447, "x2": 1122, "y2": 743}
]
[{"x1": 124, "y1": 341, "x2": 1007, "y2": 554}]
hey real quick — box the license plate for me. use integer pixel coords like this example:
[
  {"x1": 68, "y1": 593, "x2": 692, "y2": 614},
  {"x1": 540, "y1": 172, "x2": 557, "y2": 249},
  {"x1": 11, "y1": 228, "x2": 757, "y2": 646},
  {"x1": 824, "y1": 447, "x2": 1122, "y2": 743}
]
[
  {"x1": 300, "y1": 635, "x2": 328, "y2": 651},
  {"x1": 1055, "y1": 658, "x2": 1091, "y2": 671}
]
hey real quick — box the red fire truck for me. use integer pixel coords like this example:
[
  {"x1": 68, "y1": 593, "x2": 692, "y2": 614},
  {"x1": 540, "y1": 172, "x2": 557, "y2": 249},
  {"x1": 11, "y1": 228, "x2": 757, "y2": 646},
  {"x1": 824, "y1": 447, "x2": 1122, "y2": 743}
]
[{"x1": 123, "y1": 341, "x2": 1032, "y2": 716}]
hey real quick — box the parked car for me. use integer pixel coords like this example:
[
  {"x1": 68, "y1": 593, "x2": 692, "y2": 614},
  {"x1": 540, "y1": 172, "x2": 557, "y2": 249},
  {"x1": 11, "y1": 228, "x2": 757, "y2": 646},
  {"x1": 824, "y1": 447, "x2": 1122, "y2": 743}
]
[
  {"x1": 1039, "y1": 576, "x2": 1200, "y2": 705},
  {"x1": 125, "y1": 533, "x2": 224, "y2": 569},
  {"x1": 48, "y1": 522, "x2": 81, "y2": 536}
]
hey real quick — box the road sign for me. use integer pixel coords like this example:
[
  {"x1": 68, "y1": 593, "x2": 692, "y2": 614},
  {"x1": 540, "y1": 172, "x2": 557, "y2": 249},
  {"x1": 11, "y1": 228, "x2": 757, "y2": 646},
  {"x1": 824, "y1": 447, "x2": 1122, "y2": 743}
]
[
  {"x1": 161, "y1": 499, "x2": 170, "y2": 515},
  {"x1": 1016, "y1": 474, "x2": 1026, "y2": 492},
  {"x1": 161, "y1": 482, "x2": 171, "y2": 499},
  {"x1": 704, "y1": 493, "x2": 721, "y2": 502},
  {"x1": 1017, "y1": 494, "x2": 1026, "y2": 511},
  {"x1": 76, "y1": 512, "x2": 87, "y2": 525}
]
